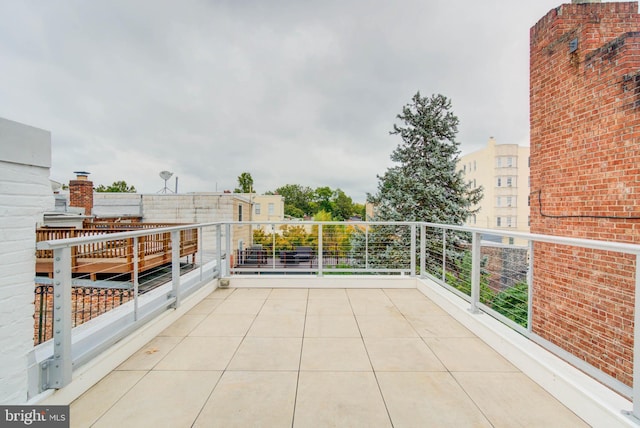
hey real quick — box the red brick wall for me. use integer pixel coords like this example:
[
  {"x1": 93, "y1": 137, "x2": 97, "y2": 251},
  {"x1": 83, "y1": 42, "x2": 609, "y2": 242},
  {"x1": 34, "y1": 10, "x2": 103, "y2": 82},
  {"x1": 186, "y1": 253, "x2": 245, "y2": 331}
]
[
  {"x1": 530, "y1": 2, "x2": 640, "y2": 387},
  {"x1": 69, "y1": 179, "x2": 93, "y2": 216}
]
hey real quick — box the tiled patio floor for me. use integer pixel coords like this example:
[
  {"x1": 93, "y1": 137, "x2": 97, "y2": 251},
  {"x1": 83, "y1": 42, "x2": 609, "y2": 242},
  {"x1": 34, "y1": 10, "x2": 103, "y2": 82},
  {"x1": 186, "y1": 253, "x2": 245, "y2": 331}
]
[{"x1": 70, "y1": 287, "x2": 589, "y2": 427}]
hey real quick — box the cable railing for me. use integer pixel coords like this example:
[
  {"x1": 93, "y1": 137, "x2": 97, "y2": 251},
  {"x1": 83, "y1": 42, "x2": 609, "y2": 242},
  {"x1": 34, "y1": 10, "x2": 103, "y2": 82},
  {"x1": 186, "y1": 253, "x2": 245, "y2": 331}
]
[{"x1": 30, "y1": 220, "x2": 640, "y2": 420}]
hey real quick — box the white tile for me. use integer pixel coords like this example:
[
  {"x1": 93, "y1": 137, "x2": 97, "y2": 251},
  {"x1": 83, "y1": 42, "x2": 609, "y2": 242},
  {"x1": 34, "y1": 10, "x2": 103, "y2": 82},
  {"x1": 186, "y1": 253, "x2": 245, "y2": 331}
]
[
  {"x1": 407, "y1": 314, "x2": 474, "y2": 338},
  {"x1": 71, "y1": 371, "x2": 146, "y2": 428},
  {"x1": 304, "y1": 315, "x2": 361, "y2": 337},
  {"x1": 213, "y1": 298, "x2": 265, "y2": 315},
  {"x1": 228, "y1": 337, "x2": 302, "y2": 371},
  {"x1": 294, "y1": 372, "x2": 392, "y2": 427},
  {"x1": 364, "y1": 338, "x2": 446, "y2": 371},
  {"x1": 300, "y1": 338, "x2": 371, "y2": 371},
  {"x1": 194, "y1": 371, "x2": 297, "y2": 428},
  {"x1": 356, "y1": 314, "x2": 419, "y2": 338},
  {"x1": 259, "y1": 298, "x2": 307, "y2": 315},
  {"x1": 377, "y1": 372, "x2": 492, "y2": 427},
  {"x1": 306, "y1": 298, "x2": 353, "y2": 315},
  {"x1": 92, "y1": 371, "x2": 221, "y2": 428},
  {"x1": 189, "y1": 313, "x2": 256, "y2": 337},
  {"x1": 247, "y1": 313, "x2": 305, "y2": 337},
  {"x1": 454, "y1": 372, "x2": 590, "y2": 427},
  {"x1": 154, "y1": 336, "x2": 242, "y2": 370},
  {"x1": 158, "y1": 314, "x2": 206, "y2": 336},
  {"x1": 424, "y1": 337, "x2": 518, "y2": 372},
  {"x1": 117, "y1": 336, "x2": 182, "y2": 370}
]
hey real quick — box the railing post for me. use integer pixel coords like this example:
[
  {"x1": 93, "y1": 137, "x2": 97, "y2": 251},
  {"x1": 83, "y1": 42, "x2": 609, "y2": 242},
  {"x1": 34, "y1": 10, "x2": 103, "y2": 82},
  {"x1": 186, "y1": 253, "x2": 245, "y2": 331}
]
[
  {"x1": 318, "y1": 224, "x2": 323, "y2": 276},
  {"x1": 469, "y1": 231, "x2": 481, "y2": 314},
  {"x1": 170, "y1": 231, "x2": 181, "y2": 308},
  {"x1": 527, "y1": 240, "x2": 534, "y2": 332},
  {"x1": 365, "y1": 225, "x2": 369, "y2": 271},
  {"x1": 225, "y1": 223, "x2": 232, "y2": 277},
  {"x1": 410, "y1": 224, "x2": 416, "y2": 277},
  {"x1": 133, "y1": 237, "x2": 139, "y2": 321},
  {"x1": 215, "y1": 225, "x2": 222, "y2": 278},
  {"x1": 633, "y1": 253, "x2": 640, "y2": 418},
  {"x1": 49, "y1": 247, "x2": 72, "y2": 389},
  {"x1": 420, "y1": 224, "x2": 426, "y2": 277},
  {"x1": 198, "y1": 226, "x2": 203, "y2": 281},
  {"x1": 442, "y1": 229, "x2": 447, "y2": 283},
  {"x1": 272, "y1": 224, "x2": 277, "y2": 269}
]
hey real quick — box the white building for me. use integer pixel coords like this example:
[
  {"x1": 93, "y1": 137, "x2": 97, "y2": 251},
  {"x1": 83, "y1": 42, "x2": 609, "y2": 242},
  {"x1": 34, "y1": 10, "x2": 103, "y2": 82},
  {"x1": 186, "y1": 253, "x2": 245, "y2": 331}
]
[
  {"x1": 458, "y1": 137, "x2": 530, "y2": 242},
  {"x1": 0, "y1": 118, "x2": 53, "y2": 403}
]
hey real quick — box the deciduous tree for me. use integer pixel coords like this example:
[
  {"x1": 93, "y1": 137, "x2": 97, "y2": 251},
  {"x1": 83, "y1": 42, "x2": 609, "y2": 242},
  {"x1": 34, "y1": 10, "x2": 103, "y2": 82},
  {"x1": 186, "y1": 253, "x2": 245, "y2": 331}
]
[{"x1": 95, "y1": 181, "x2": 136, "y2": 193}]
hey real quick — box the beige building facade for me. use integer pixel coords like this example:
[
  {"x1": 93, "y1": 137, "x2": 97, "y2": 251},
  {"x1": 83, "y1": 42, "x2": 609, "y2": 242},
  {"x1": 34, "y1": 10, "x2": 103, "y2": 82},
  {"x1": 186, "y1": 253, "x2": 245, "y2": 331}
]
[
  {"x1": 245, "y1": 194, "x2": 285, "y2": 223},
  {"x1": 459, "y1": 138, "x2": 530, "y2": 241}
]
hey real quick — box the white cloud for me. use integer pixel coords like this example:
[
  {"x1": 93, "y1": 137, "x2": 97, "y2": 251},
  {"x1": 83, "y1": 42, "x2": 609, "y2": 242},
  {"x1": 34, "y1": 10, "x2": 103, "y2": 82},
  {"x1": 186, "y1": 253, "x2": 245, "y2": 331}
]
[{"x1": 0, "y1": 0, "x2": 565, "y2": 201}]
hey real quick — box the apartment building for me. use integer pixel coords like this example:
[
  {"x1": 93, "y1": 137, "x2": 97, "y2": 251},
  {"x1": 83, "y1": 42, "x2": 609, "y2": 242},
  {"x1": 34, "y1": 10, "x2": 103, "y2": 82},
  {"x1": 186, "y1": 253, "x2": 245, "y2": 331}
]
[{"x1": 458, "y1": 137, "x2": 530, "y2": 240}]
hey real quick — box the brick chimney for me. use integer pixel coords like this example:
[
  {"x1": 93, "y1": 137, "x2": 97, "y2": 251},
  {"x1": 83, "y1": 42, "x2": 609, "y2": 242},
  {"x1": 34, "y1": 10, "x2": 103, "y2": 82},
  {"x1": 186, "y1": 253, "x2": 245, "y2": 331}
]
[{"x1": 69, "y1": 171, "x2": 93, "y2": 215}]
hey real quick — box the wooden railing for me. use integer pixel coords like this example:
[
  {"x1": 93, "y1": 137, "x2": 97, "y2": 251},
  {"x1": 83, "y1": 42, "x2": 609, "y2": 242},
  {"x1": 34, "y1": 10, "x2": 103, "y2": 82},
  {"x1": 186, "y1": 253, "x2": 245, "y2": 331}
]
[{"x1": 36, "y1": 226, "x2": 199, "y2": 276}]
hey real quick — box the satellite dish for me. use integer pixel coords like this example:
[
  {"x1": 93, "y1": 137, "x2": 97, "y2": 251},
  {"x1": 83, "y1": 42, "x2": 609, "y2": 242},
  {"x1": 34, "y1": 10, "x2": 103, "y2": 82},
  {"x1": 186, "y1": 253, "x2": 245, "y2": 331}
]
[
  {"x1": 159, "y1": 170, "x2": 173, "y2": 180},
  {"x1": 158, "y1": 171, "x2": 174, "y2": 193}
]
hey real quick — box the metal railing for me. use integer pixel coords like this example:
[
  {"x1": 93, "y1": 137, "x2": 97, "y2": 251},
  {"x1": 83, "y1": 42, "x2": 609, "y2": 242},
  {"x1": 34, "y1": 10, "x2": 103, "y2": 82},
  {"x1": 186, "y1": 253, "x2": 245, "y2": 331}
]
[
  {"x1": 31, "y1": 222, "x2": 226, "y2": 396},
  {"x1": 30, "y1": 220, "x2": 640, "y2": 420}
]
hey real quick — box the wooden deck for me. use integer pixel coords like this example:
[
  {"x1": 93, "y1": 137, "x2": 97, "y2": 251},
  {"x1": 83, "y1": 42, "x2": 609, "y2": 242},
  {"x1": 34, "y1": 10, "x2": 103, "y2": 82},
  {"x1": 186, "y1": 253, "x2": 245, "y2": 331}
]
[{"x1": 36, "y1": 224, "x2": 198, "y2": 280}]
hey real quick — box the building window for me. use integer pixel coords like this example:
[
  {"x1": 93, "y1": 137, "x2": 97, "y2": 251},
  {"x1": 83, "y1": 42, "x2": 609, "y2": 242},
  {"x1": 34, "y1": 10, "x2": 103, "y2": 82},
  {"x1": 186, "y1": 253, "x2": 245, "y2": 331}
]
[
  {"x1": 496, "y1": 217, "x2": 501, "y2": 227},
  {"x1": 268, "y1": 203, "x2": 274, "y2": 215},
  {"x1": 496, "y1": 197, "x2": 501, "y2": 207},
  {"x1": 497, "y1": 177, "x2": 502, "y2": 187},
  {"x1": 463, "y1": 165, "x2": 466, "y2": 173},
  {"x1": 506, "y1": 217, "x2": 513, "y2": 227},
  {"x1": 496, "y1": 157, "x2": 502, "y2": 168},
  {"x1": 473, "y1": 214, "x2": 476, "y2": 224},
  {"x1": 506, "y1": 196, "x2": 513, "y2": 207},
  {"x1": 238, "y1": 205, "x2": 243, "y2": 221},
  {"x1": 255, "y1": 203, "x2": 261, "y2": 215},
  {"x1": 528, "y1": 215, "x2": 531, "y2": 226},
  {"x1": 473, "y1": 179, "x2": 476, "y2": 188},
  {"x1": 509, "y1": 237, "x2": 514, "y2": 245},
  {"x1": 506, "y1": 177, "x2": 513, "y2": 187},
  {"x1": 506, "y1": 157, "x2": 513, "y2": 167},
  {"x1": 473, "y1": 160, "x2": 477, "y2": 171}
]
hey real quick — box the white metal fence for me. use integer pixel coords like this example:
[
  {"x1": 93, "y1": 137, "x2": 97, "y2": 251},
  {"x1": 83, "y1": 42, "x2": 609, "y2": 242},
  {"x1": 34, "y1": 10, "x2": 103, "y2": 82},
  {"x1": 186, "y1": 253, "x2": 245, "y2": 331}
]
[{"x1": 31, "y1": 220, "x2": 640, "y2": 419}]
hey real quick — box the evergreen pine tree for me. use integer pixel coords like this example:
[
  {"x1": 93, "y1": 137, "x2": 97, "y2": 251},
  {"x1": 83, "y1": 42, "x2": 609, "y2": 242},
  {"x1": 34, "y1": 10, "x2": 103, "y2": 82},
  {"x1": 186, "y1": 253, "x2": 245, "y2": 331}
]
[
  {"x1": 369, "y1": 92, "x2": 482, "y2": 223},
  {"x1": 351, "y1": 92, "x2": 482, "y2": 274}
]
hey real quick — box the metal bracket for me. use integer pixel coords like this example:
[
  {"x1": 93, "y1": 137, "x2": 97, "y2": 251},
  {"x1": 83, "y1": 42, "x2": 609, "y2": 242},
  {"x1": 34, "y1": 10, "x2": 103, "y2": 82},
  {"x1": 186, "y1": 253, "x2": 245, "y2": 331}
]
[{"x1": 40, "y1": 357, "x2": 54, "y2": 390}]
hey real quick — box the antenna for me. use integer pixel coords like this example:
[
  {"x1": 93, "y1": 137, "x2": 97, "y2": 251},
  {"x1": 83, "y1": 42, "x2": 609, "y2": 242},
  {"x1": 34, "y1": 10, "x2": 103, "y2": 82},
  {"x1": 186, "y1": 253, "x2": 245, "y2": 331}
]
[{"x1": 158, "y1": 170, "x2": 174, "y2": 193}]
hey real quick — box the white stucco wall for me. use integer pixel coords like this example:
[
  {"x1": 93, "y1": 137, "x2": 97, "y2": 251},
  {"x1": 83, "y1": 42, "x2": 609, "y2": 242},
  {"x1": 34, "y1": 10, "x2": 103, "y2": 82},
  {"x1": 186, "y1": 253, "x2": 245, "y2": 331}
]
[{"x1": 0, "y1": 118, "x2": 53, "y2": 403}]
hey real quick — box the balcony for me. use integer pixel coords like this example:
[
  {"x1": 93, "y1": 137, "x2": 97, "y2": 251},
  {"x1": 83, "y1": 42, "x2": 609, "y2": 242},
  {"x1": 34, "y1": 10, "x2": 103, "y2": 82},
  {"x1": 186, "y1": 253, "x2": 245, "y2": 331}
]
[{"x1": 32, "y1": 222, "x2": 640, "y2": 427}]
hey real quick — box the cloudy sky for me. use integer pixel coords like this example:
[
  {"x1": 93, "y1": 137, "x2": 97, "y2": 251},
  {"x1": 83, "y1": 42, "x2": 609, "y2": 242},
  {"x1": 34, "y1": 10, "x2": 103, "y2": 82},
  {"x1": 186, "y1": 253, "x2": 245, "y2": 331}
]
[{"x1": 1, "y1": 0, "x2": 567, "y2": 201}]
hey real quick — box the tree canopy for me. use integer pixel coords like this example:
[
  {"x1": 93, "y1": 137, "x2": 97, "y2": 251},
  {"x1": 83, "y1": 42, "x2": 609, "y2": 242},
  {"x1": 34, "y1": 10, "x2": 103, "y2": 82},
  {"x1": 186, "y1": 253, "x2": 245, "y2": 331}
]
[
  {"x1": 369, "y1": 92, "x2": 482, "y2": 223},
  {"x1": 95, "y1": 181, "x2": 136, "y2": 193},
  {"x1": 234, "y1": 172, "x2": 254, "y2": 193},
  {"x1": 272, "y1": 184, "x2": 365, "y2": 220}
]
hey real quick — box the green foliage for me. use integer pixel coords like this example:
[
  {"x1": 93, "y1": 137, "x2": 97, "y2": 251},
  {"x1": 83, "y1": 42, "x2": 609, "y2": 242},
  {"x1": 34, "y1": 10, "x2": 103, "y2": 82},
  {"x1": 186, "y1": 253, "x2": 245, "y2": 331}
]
[
  {"x1": 275, "y1": 184, "x2": 315, "y2": 217},
  {"x1": 444, "y1": 251, "x2": 495, "y2": 304},
  {"x1": 369, "y1": 92, "x2": 482, "y2": 223},
  {"x1": 95, "y1": 181, "x2": 136, "y2": 193},
  {"x1": 252, "y1": 223, "x2": 354, "y2": 257},
  {"x1": 492, "y1": 282, "x2": 529, "y2": 327},
  {"x1": 234, "y1": 172, "x2": 254, "y2": 193},
  {"x1": 366, "y1": 92, "x2": 483, "y2": 271},
  {"x1": 273, "y1": 184, "x2": 363, "y2": 220}
]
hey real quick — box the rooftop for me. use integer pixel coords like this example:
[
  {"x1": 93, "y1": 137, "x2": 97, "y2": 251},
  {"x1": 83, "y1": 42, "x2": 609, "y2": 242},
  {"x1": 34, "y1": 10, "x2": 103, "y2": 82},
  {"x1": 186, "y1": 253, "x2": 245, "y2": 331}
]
[{"x1": 70, "y1": 286, "x2": 587, "y2": 427}]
